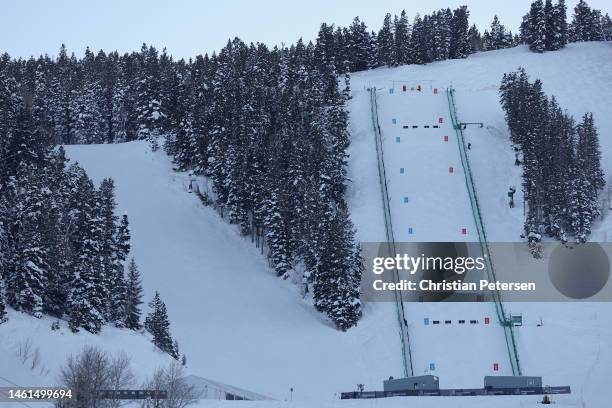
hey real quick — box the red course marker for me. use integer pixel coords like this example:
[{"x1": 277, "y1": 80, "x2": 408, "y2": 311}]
[
  {"x1": 443, "y1": 135, "x2": 448, "y2": 142},
  {"x1": 449, "y1": 166, "x2": 454, "y2": 173},
  {"x1": 493, "y1": 363, "x2": 499, "y2": 371}
]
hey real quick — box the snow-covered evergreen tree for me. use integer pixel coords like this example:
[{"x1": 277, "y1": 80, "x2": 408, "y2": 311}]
[
  {"x1": 347, "y1": 17, "x2": 371, "y2": 71},
  {"x1": 528, "y1": 0, "x2": 547, "y2": 52},
  {"x1": 67, "y1": 172, "x2": 106, "y2": 333},
  {"x1": 576, "y1": 113, "x2": 605, "y2": 191},
  {"x1": 136, "y1": 44, "x2": 165, "y2": 144},
  {"x1": 0, "y1": 279, "x2": 7, "y2": 323},
  {"x1": 570, "y1": 0, "x2": 594, "y2": 41},
  {"x1": 450, "y1": 6, "x2": 471, "y2": 58},
  {"x1": 124, "y1": 258, "x2": 143, "y2": 330},
  {"x1": 484, "y1": 15, "x2": 512, "y2": 50},
  {"x1": 468, "y1": 24, "x2": 483, "y2": 51},
  {"x1": 393, "y1": 11, "x2": 411, "y2": 65},
  {"x1": 313, "y1": 208, "x2": 361, "y2": 331},
  {"x1": 377, "y1": 14, "x2": 395, "y2": 66},
  {"x1": 145, "y1": 291, "x2": 177, "y2": 358},
  {"x1": 500, "y1": 68, "x2": 605, "y2": 244}
]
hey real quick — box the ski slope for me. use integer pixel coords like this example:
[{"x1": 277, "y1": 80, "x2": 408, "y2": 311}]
[
  {"x1": 373, "y1": 84, "x2": 516, "y2": 384},
  {"x1": 60, "y1": 140, "x2": 404, "y2": 401},
  {"x1": 348, "y1": 42, "x2": 612, "y2": 407},
  {"x1": 2, "y1": 42, "x2": 611, "y2": 408}
]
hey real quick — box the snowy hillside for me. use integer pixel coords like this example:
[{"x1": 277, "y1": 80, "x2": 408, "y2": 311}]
[
  {"x1": 348, "y1": 42, "x2": 612, "y2": 407},
  {"x1": 2, "y1": 42, "x2": 611, "y2": 408},
  {"x1": 0, "y1": 309, "x2": 176, "y2": 406},
  {"x1": 61, "y1": 140, "x2": 404, "y2": 400},
  {"x1": 350, "y1": 42, "x2": 612, "y2": 241}
]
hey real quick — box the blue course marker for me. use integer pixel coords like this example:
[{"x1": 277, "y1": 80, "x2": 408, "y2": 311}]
[
  {"x1": 400, "y1": 167, "x2": 405, "y2": 174},
  {"x1": 408, "y1": 227, "x2": 413, "y2": 235},
  {"x1": 395, "y1": 136, "x2": 401, "y2": 143},
  {"x1": 392, "y1": 118, "x2": 397, "y2": 124},
  {"x1": 424, "y1": 318, "x2": 429, "y2": 325},
  {"x1": 389, "y1": 88, "x2": 394, "y2": 94},
  {"x1": 430, "y1": 363, "x2": 436, "y2": 371},
  {"x1": 403, "y1": 196, "x2": 409, "y2": 203}
]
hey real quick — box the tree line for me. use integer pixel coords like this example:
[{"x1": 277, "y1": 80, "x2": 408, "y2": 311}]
[
  {"x1": 520, "y1": 0, "x2": 612, "y2": 53},
  {"x1": 499, "y1": 68, "x2": 604, "y2": 250},
  {"x1": 0, "y1": 72, "x2": 136, "y2": 331},
  {"x1": 0, "y1": 36, "x2": 363, "y2": 330},
  {"x1": 168, "y1": 38, "x2": 364, "y2": 331},
  {"x1": 0, "y1": 72, "x2": 183, "y2": 358},
  {"x1": 1, "y1": 0, "x2": 610, "y2": 332}
]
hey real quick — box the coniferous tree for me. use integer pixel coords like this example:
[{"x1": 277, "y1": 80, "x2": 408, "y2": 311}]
[
  {"x1": 528, "y1": 0, "x2": 547, "y2": 52},
  {"x1": 410, "y1": 15, "x2": 428, "y2": 64},
  {"x1": 68, "y1": 172, "x2": 105, "y2": 333},
  {"x1": 450, "y1": 6, "x2": 471, "y2": 58},
  {"x1": 145, "y1": 291, "x2": 177, "y2": 358},
  {"x1": 551, "y1": 0, "x2": 568, "y2": 49},
  {"x1": 367, "y1": 31, "x2": 379, "y2": 68},
  {"x1": 49, "y1": 45, "x2": 74, "y2": 145},
  {"x1": 136, "y1": 44, "x2": 164, "y2": 145},
  {"x1": 116, "y1": 213, "x2": 131, "y2": 262},
  {"x1": 500, "y1": 68, "x2": 605, "y2": 244},
  {"x1": 124, "y1": 258, "x2": 143, "y2": 330},
  {"x1": 570, "y1": 0, "x2": 593, "y2": 41},
  {"x1": 393, "y1": 11, "x2": 411, "y2": 65},
  {"x1": 603, "y1": 13, "x2": 612, "y2": 40},
  {"x1": 590, "y1": 9, "x2": 604, "y2": 41},
  {"x1": 484, "y1": 15, "x2": 512, "y2": 50},
  {"x1": 98, "y1": 178, "x2": 120, "y2": 321},
  {"x1": 0, "y1": 279, "x2": 7, "y2": 323},
  {"x1": 377, "y1": 14, "x2": 395, "y2": 66},
  {"x1": 431, "y1": 10, "x2": 452, "y2": 61},
  {"x1": 347, "y1": 17, "x2": 371, "y2": 71},
  {"x1": 468, "y1": 24, "x2": 483, "y2": 51},
  {"x1": 576, "y1": 113, "x2": 605, "y2": 191},
  {"x1": 313, "y1": 208, "x2": 361, "y2": 331},
  {"x1": 544, "y1": 0, "x2": 555, "y2": 50}
]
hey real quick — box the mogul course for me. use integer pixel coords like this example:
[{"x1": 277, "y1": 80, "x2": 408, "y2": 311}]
[{"x1": 373, "y1": 279, "x2": 536, "y2": 292}]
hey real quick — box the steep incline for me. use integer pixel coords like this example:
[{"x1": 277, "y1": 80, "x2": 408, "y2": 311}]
[
  {"x1": 373, "y1": 83, "x2": 514, "y2": 386},
  {"x1": 63, "y1": 141, "x2": 403, "y2": 400},
  {"x1": 349, "y1": 43, "x2": 612, "y2": 407}
]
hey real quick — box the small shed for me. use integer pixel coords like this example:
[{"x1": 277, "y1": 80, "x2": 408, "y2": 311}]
[
  {"x1": 384, "y1": 375, "x2": 439, "y2": 392},
  {"x1": 484, "y1": 376, "x2": 542, "y2": 389}
]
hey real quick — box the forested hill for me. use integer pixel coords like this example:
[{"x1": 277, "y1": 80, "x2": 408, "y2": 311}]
[{"x1": 1, "y1": 0, "x2": 611, "y2": 332}]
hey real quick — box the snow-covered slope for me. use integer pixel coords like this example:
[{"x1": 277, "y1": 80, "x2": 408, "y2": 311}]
[
  {"x1": 351, "y1": 42, "x2": 612, "y2": 241},
  {"x1": 0, "y1": 308, "x2": 176, "y2": 408},
  {"x1": 61, "y1": 140, "x2": 404, "y2": 401},
  {"x1": 2, "y1": 42, "x2": 611, "y2": 408},
  {"x1": 348, "y1": 42, "x2": 612, "y2": 407}
]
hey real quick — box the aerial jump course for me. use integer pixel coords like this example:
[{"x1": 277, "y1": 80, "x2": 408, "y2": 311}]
[{"x1": 357, "y1": 82, "x2": 570, "y2": 399}]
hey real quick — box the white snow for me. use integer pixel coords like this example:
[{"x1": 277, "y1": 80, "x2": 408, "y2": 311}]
[
  {"x1": 0, "y1": 308, "x2": 176, "y2": 408},
  {"x1": 348, "y1": 42, "x2": 612, "y2": 407},
  {"x1": 60, "y1": 140, "x2": 404, "y2": 401},
  {"x1": 2, "y1": 42, "x2": 612, "y2": 408}
]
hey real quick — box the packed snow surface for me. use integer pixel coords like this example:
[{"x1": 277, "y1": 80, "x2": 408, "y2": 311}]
[
  {"x1": 60, "y1": 140, "x2": 403, "y2": 401},
  {"x1": 1, "y1": 43, "x2": 611, "y2": 408},
  {"x1": 349, "y1": 42, "x2": 612, "y2": 407}
]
